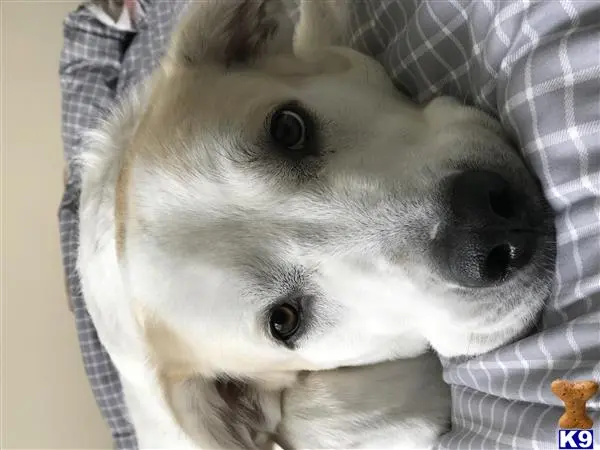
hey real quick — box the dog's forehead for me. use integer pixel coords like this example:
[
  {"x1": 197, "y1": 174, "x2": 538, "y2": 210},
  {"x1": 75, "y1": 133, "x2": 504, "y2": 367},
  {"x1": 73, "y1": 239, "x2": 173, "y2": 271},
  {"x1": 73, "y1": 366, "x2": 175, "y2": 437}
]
[
  {"x1": 116, "y1": 52, "x2": 405, "y2": 261},
  {"x1": 115, "y1": 67, "x2": 293, "y2": 256}
]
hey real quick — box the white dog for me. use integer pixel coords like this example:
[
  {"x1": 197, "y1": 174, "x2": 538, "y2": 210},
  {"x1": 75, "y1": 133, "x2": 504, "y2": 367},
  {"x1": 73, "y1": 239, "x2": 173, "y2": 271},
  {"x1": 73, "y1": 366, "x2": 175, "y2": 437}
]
[{"x1": 77, "y1": 0, "x2": 556, "y2": 448}]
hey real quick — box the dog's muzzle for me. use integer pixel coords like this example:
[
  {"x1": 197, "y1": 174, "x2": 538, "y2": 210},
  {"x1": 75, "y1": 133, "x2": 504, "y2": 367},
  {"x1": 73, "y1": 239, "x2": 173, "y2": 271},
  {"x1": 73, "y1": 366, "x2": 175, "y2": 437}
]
[{"x1": 433, "y1": 169, "x2": 551, "y2": 288}]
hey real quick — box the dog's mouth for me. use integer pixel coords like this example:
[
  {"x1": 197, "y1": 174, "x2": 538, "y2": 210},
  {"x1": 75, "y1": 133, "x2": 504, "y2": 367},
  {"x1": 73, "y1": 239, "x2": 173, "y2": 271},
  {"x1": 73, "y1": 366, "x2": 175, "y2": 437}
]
[{"x1": 431, "y1": 169, "x2": 556, "y2": 289}]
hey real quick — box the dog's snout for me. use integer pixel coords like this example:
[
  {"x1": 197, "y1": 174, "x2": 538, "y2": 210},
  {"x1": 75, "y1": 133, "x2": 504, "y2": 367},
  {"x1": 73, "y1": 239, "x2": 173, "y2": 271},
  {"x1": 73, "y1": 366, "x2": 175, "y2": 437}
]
[
  {"x1": 451, "y1": 170, "x2": 526, "y2": 225},
  {"x1": 435, "y1": 170, "x2": 539, "y2": 288}
]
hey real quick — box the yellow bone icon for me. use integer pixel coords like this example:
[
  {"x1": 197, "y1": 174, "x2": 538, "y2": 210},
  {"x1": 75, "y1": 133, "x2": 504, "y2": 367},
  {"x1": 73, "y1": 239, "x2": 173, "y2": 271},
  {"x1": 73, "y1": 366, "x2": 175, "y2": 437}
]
[{"x1": 551, "y1": 379, "x2": 598, "y2": 429}]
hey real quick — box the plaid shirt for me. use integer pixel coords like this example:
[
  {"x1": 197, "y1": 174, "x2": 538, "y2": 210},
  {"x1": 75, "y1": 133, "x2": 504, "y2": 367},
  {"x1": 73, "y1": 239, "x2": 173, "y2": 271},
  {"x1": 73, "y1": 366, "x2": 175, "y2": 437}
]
[{"x1": 59, "y1": 1, "x2": 600, "y2": 449}]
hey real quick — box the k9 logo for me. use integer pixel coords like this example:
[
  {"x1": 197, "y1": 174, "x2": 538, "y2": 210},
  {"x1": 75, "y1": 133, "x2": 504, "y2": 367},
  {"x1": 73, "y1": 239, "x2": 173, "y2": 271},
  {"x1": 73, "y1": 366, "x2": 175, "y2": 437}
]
[{"x1": 558, "y1": 430, "x2": 594, "y2": 449}]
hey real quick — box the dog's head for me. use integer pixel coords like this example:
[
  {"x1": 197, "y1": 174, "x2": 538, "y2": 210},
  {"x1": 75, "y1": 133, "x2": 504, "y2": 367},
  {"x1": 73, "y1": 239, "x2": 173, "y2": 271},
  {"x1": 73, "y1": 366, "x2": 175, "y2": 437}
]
[{"x1": 80, "y1": 0, "x2": 555, "y2": 446}]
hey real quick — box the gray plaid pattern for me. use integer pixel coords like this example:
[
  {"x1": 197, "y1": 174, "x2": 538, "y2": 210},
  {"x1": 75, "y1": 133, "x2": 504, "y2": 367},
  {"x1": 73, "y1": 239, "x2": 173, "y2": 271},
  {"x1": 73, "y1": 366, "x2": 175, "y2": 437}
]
[{"x1": 59, "y1": 1, "x2": 600, "y2": 449}]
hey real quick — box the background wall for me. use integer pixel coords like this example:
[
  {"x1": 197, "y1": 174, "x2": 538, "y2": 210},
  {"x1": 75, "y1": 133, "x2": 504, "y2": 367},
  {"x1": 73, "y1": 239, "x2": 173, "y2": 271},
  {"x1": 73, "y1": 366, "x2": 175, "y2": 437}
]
[{"x1": 2, "y1": 2, "x2": 112, "y2": 448}]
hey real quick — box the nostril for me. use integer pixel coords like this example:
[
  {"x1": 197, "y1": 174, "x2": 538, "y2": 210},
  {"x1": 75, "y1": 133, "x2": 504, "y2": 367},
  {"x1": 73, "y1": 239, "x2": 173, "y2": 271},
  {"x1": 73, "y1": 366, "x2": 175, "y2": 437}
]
[
  {"x1": 488, "y1": 188, "x2": 515, "y2": 219},
  {"x1": 482, "y1": 244, "x2": 511, "y2": 283},
  {"x1": 435, "y1": 231, "x2": 538, "y2": 288},
  {"x1": 449, "y1": 170, "x2": 525, "y2": 224}
]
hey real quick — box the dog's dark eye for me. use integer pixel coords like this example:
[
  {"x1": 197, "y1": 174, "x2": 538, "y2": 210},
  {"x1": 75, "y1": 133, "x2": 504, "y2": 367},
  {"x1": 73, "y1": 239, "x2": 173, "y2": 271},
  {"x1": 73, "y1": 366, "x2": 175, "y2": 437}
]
[
  {"x1": 270, "y1": 109, "x2": 307, "y2": 151},
  {"x1": 269, "y1": 303, "x2": 300, "y2": 341}
]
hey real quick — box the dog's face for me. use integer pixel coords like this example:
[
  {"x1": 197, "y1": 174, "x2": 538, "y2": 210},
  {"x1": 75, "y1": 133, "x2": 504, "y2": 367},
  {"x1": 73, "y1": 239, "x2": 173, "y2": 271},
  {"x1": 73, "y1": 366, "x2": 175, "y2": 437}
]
[{"x1": 114, "y1": 0, "x2": 555, "y2": 383}]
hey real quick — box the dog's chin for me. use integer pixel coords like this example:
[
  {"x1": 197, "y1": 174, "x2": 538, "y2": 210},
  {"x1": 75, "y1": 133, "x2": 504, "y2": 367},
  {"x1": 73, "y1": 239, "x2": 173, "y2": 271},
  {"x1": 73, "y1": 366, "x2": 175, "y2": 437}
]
[
  {"x1": 428, "y1": 321, "x2": 529, "y2": 359},
  {"x1": 430, "y1": 287, "x2": 547, "y2": 359},
  {"x1": 423, "y1": 267, "x2": 552, "y2": 359}
]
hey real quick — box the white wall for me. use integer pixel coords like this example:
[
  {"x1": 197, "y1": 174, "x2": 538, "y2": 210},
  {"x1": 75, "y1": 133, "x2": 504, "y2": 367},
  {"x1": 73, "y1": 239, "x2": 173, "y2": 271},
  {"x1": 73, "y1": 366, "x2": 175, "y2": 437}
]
[{"x1": 2, "y1": 2, "x2": 112, "y2": 447}]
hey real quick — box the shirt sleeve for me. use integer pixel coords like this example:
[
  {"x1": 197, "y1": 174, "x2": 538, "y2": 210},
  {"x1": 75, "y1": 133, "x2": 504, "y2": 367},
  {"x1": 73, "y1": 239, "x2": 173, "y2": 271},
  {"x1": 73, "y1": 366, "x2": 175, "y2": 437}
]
[{"x1": 58, "y1": 3, "x2": 139, "y2": 448}]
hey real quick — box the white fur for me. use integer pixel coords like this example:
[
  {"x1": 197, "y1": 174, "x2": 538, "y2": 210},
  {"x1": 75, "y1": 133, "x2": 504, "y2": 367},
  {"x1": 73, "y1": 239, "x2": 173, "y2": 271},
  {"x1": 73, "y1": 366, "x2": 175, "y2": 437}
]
[{"x1": 78, "y1": 0, "x2": 554, "y2": 448}]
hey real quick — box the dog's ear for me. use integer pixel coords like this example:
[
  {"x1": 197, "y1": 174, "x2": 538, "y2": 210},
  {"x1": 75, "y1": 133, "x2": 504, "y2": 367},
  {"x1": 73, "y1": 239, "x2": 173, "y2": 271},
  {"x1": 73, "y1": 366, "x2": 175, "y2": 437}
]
[
  {"x1": 164, "y1": 375, "x2": 282, "y2": 449},
  {"x1": 293, "y1": 0, "x2": 349, "y2": 55},
  {"x1": 168, "y1": 0, "x2": 293, "y2": 67}
]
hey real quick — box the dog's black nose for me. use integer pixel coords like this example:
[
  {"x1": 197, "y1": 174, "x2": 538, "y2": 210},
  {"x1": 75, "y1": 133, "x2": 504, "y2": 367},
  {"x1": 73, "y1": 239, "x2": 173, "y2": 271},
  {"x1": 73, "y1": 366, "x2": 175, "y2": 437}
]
[{"x1": 435, "y1": 170, "x2": 538, "y2": 287}]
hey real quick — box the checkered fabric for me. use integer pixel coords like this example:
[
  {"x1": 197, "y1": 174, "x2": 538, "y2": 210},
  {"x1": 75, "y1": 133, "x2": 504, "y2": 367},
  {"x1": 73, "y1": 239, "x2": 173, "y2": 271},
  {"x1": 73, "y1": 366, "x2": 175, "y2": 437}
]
[{"x1": 59, "y1": 1, "x2": 600, "y2": 449}]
